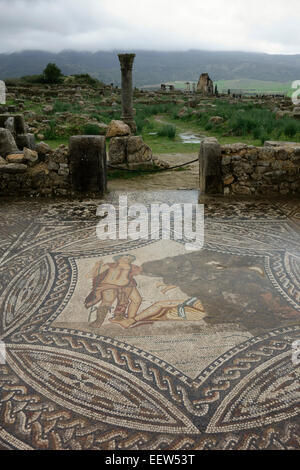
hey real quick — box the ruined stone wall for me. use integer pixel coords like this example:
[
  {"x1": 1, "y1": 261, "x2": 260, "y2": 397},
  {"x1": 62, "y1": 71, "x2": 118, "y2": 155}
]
[
  {"x1": 0, "y1": 142, "x2": 71, "y2": 197},
  {"x1": 221, "y1": 143, "x2": 300, "y2": 195},
  {"x1": 197, "y1": 73, "x2": 214, "y2": 95}
]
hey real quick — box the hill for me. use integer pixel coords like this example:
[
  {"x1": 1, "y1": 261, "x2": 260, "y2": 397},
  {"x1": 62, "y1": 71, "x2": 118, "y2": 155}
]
[{"x1": 0, "y1": 49, "x2": 300, "y2": 87}]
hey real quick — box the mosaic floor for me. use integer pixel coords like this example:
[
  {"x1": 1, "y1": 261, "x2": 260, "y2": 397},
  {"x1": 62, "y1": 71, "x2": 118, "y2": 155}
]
[{"x1": 0, "y1": 192, "x2": 299, "y2": 450}]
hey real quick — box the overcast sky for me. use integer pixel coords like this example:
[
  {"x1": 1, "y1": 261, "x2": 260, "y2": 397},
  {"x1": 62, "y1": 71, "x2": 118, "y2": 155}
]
[{"x1": 0, "y1": 0, "x2": 300, "y2": 54}]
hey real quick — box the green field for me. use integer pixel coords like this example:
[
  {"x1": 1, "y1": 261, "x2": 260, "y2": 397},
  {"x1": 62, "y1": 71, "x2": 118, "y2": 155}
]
[{"x1": 165, "y1": 79, "x2": 293, "y2": 95}]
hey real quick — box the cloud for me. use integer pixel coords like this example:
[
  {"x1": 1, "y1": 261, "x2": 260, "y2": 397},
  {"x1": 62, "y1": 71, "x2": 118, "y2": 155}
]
[{"x1": 0, "y1": 0, "x2": 299, "y2": 54}]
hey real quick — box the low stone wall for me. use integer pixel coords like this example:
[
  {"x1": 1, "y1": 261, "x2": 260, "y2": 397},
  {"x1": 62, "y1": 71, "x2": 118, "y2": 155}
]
[
  {"x1": 0, "y1": 137, "x2": 107, "y2": 198},
  {"x1": 0, "y1": 142, "x2": 71, "y2": 197},
  {"x1": 221, "y1": 143, "x2": 300, "y2": 195},
  {"x1": 199, "y1": 138, "x2": 300, "y2": 196}
]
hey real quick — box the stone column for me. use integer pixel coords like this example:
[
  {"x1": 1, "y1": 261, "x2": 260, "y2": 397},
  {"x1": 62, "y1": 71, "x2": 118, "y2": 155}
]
[
  {"x1": 69, "y1": 135, "x2": 107, "y2": 194},
  {"x1": 118, "y1": 53, "x2": 137, "y2": 133}
]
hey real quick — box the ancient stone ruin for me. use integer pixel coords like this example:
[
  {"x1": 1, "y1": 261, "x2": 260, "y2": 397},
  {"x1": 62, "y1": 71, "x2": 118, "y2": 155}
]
[
  {"x1": 0, "y1": 113, "x2": 35, "y2": 151},
  {"x1": 199, "y1": 138, "x2": 300, "y2": 195},
  {"x1": 106, "y1": 119, "x2": 165, "y2": 170},
  {"x1": 0, "y1": 111, "x2": 108, "y2": 197},
  {"x1": 69, "y1": 135, "x2": 107, "y2": 194},
  {"x1": 118, "y1": 53, "x2": 137, "y2": 133},
  {"x1": 197, "y1": 73, "x2": 214, "y2": 95}
]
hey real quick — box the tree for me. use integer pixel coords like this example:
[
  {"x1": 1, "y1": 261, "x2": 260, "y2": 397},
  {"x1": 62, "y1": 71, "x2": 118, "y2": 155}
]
[{"x1": 43, "y1": 63, "x2": 62, "y2": 84}]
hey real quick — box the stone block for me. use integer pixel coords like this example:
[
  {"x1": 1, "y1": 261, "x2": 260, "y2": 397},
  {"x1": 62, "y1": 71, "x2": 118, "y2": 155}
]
[
  {"x1": 16, "y1": 133, "x2": 36, "y2": 151},
  {"x1": 199, "y1": 137, "x2": 222, "y2": 194},
  {"x1": 0, "y1": 163, "x2": 27, "y2": 174},
  {"x1": 0, "y1": 128, "x2": 19, "y2": 157},
  {"x1": 69, "y1": 135, "x2": 107, "y2": 194}
]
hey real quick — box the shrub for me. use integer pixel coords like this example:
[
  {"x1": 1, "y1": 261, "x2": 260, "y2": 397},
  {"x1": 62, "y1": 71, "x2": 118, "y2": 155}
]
[
  {"x1": 43, "y1": 63, "x2": 63, "y2": 84},
  {"x1": 73, "y1": 74, "x2": 99, "y2": 86},
  {"x1": 204, "y1": 123, "x2": 213, "y2": 131},
  {"x1": 82, "y1": 124, "x2": 100, "y2": 135},
  {"x1": 157, "y1": 124, "x2": 176, "y2": 140},
  {"x1": 44, "y1": 120, "x2": 58, "y2": 140},
  {"x1": 21, "y1": 74, "x2": 44, "y2": 84},
  {"x1": 284, "y1": 122, "x2": 298, "y2": 138}
]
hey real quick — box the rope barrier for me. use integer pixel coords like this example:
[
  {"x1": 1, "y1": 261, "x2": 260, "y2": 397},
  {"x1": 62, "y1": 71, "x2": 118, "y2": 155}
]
[{"x1": 108, "y1": 158, "x2": 198, "y2": 173}]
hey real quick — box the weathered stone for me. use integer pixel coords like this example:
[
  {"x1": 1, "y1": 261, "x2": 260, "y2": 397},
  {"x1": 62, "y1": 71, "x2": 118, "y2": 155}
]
[
  {"x1": 199, "y1": 137, "x2": 222, "y2": 194},
  {"x1": 0, "y1": 156, "x2": 7, "y2": 165},
  {"x1": 264, "y1": 140, "x2": 298, "y2": 148},
  {"x1": 108, "y1": 135, "x2": 153, "y2": 166},
  {"x1": 48, "y1": 159, "x2": 59, "y2": 171},
  {"x1": 0, "y1": 114, "x2": 26, "y2": 136},
  {"x1": 6, "y1": 154, "x2": 25, "y2": 164},
  {"x1": 109, "y1": 137, "x2": 127, "y2": 164},
  {"x1": 224, "y1": 175, "x2": 234, "y2": 185},
  {"x1": 106, "y1": 120, "x2": 131, "y2": 138},
  {"x1": 16, "y1": 133, "x2": 36, "y2": 151},
  {"x1": 36, "y1": 141, "x2": 51, "y2": 156},
  {"x1": 14, "y1": 115, "x2": 26, "y2": 134},
  {"x1": 234, "y1": 186, "x2": 252, "y2": 195},
  {"x1": 0, "y1": 128, "x2": 19, "y2": 157},
  {"x1": 209, "y1": 116, "x2": 224, "y2": 124},
  {"x1": 52, "y1": 145, "x2": 69, "y2": 163},
  {"x1": 58, "y1": 163, "x2": 70, "y2": 177},
  {"x1": 197, "y1": 73, "x2": 214, "y2": 95},
  {"x1": 69, "y1": 135, "x2": 107, "y2": 194},
  {"x1": 292, "y1": 155, "x2": 300, "y2": 164},
  {"x1": 43, "y1": 105, "x2": 54, "y2": 114},
  {"x1": 118, "y1": 54, "x2": 137, "y2": 133},
  {"x1": 236, "y1": 162, "x2": 253, "y2": 174},
  {"x1": 127, "y1": 136, "x2": 153, "y2": 163},
  {"x1": 23, "y1": 147, "x2": 38, "y2": 165},
  {"x1": 221, "y1": 156, "x2": 232, "y2": 165},
  {"x1": 273, "y1": 148, "x2": 289, "y2": 160},
  {"x1": 0, "y1": 163, "x2": 27, "y2": 173}
]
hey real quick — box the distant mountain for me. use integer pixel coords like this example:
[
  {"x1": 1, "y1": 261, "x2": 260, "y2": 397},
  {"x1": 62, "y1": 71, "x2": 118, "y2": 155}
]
[{"x1": 1, "y1": 49, "x2": 300, "y2": 86}]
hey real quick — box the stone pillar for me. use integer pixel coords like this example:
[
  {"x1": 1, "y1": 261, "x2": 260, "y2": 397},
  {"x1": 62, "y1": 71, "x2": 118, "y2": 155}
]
[
  {"x1": 69, "y1": 135, "x2": 107, "y2": 194},
  {"x1": 199, "y1": 138, "x2": 223, "y2": 194},
  {"x1": 118, "y1": 53, "x2": 137, "y2": 133}
]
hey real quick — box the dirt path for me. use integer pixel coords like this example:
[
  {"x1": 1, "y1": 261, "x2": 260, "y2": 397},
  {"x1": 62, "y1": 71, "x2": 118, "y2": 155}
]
[{"x1": 108, "y1": 153, "x2": 199, "y2": 191}]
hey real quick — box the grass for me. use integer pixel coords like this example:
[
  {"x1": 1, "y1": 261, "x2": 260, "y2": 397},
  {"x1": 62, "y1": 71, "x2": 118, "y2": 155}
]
[
  {"x1": 108, "y1": 170, "x2": 147, "y2": 180},
  {"x1": 44, "y1": 139, "x2": 68, "y2": 149},
  {"x1": 215, "y1": 79, "x2": 292, "y2": 96},
  {"x1": 144, "y1": 134, "x2": 200, "y2": 154},
  {"x1": 83, "y1": 123, "x2": 101, "y2": 135},
  {"x1": 8, "y1": 88, "x2": 300, "y2": 158},
  {"x1": 171, "y1": 99, "x2": 300, "y2": 145},
  {"x1": 157, "y1": 124, "x2": 176, "y2": 139},
  {"x1": 166, "y1": 79, "x2": 292, "y2": 95}
]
